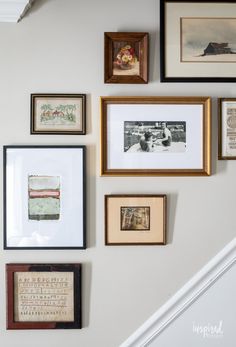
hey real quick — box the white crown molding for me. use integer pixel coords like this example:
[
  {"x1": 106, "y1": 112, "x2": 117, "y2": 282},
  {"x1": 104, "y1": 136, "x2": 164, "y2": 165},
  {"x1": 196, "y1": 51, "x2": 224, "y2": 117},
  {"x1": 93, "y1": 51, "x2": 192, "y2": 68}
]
[
  {"x1": 120, "y1": 237, "x2": 236, "y2": 347},
  {"x1": 0, "y1": 0, "x2": 34, "y2": 22}
]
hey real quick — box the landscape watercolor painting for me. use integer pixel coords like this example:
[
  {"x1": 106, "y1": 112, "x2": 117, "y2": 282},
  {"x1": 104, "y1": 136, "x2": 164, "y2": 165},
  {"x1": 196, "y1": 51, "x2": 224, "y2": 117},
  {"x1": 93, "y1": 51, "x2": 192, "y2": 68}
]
[
  {"x1": 31, "y1": 94, "x2": 86, "y2": 134},
  {"x1": 181, "y1": 18, "x2": 236, "y2": 62},
  {"x1": 36, "y1": 97, "x2": 81, "y2": 129},
  {"x1": 28, "y1": 175, "x2": 60, "y2": 221},
  {"x1": 39, "y1": 103, "x2": 78, "y2": 126}
]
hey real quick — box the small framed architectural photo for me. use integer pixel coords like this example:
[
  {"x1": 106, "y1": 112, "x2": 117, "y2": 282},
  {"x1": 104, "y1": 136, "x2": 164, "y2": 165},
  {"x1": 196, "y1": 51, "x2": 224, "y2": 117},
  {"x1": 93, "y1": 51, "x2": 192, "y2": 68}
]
[
  {"x1": 218, "y1": 98, "x2": 236, "y2": 159},
  {"x1": 105, "y1": 195, "x2": 166, "y2": 245},
  {"x1": 104, "y1": 32, "x2": 148, "y2": 84},
  {"x1": 3, "y1": 145, "x2": 86, "y2": 249},
  {"x1": 160, "y1": 0, "x2": 236, "y2": 82},
  {"x1": 31, "y1": 94, "x2": 86, "y2": 134},
  {"x1": 6, "y1": 263, "x2": 82, "y2": 329},
  {"x1": 100, "y1": 96, "x2": 211, "y2": 176}
]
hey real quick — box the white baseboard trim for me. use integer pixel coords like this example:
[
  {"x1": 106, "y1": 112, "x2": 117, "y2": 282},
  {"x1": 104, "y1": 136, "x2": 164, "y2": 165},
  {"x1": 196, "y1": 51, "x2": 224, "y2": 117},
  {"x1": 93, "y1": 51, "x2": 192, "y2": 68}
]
[{"x1": 120, "y1": 238, "x2": 236, "y2": 347}]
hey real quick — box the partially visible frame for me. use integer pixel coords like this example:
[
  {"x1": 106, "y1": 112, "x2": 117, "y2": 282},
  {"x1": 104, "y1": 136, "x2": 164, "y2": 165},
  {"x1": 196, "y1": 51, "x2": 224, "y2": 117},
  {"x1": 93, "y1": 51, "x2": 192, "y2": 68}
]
[
  {"x1": 6, "y1": 263, "x2": 82, "y2": 329},
  {"x1": 218, "y1": 98, "x2": 236, "y2": 159},
  {"x1": 104, "y1": 32, "x2": 148, "y2": 84},
  {"x1": 160, "y1": 0, "x2": 236, "y2": 82},
  {"x1": 105, "y1": 195, "x2": 166, "y2": 245},
  {"x1": 100, "y1": 96, "x2": 211, "y2": 176},
  {"x1": 31, "y1": 94, "x2": 86, "y2": 134},
  {"x1": 4, "y1": 145, "x2": 86, "y2": 249}
]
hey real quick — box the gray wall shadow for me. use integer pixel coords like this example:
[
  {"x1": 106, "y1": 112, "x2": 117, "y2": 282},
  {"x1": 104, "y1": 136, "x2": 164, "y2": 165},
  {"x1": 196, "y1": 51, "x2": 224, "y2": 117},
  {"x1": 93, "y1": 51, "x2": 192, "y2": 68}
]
[
  {"x1": 167, "y1": 193, "x2": 178, "y2": 245},
  {"x1": 82, "y1": 262, "x2": 92, "y2": 328}
]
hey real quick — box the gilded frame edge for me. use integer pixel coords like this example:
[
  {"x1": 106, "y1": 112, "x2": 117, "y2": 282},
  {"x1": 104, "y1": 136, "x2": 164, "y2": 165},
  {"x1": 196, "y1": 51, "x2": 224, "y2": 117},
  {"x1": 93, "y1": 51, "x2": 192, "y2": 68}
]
[
  {"x1": 104, "y1": 194, "x2": 167, "y2": 246},
  {"x1": 100, "y1": 96, "x2": 212, "y2": 176}
]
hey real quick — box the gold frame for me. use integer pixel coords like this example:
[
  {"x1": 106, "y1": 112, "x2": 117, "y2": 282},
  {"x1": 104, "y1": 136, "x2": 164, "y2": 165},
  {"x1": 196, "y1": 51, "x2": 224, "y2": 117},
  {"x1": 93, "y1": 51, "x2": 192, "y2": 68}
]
[
  {"x1": 218, "y1": 97, "x2": 236, "y2": 160},
  {"x1": 105, "y1": 195, "x2": 167, "y2": 245},
  {"x1": 100, "y1": 96, "x2": 211, "y2": 176}
]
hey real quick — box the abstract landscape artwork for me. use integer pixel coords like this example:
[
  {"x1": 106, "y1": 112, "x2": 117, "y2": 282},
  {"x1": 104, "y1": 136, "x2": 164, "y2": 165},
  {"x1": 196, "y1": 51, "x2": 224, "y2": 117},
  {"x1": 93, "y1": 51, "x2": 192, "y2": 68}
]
[
  {"x1": 4, "y1": 146, "x2": 86, "y2": 249},
  {"x1": 181, "y1": 18, "x2": 236, "y2": 62},
  {"x1": 28, "y1": 175, "x2": 60, "y2": 221}
]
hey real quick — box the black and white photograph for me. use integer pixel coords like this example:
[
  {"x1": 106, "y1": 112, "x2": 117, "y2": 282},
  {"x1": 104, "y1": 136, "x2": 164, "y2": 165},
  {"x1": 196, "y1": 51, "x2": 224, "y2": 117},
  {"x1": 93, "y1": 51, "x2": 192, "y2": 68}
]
[
  {"x1": 101, "y1": 96, "x2": 211, "y2": 176},
  {"x1": 124, "y1": 121, "x2": 186, "y2": 153},
  {"x1": 120, "y1": 206, "x2": 150, "y2": 231}
]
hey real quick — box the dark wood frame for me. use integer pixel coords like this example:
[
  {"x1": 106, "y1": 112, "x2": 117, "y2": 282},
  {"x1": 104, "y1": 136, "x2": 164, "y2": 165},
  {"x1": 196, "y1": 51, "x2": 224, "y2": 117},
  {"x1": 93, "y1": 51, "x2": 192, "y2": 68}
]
[
  {"x1": 100, "y1": 96, "x2": 211, "y2": 176},
  {"x1": 3, "y1": 145, "x2": 86, "y2": 250},
  {"x1": 31, "y1": 94, "x2": 86, "y2": 135},
  {"x1": 104, "y1": 32, "x2": 148, "y2": 84},
  {"x1": 6, "y1": 263, "x2": 82, "y2": 329},
  {"x1": 218, "y1": 98, "x2": 236, "y2": 159},
  {"x1": 105, "y1": 195, "x2": 167, "y2": 245},
  {"x1": 160, "y1": 0, "x2": 236, "y2": 82}
]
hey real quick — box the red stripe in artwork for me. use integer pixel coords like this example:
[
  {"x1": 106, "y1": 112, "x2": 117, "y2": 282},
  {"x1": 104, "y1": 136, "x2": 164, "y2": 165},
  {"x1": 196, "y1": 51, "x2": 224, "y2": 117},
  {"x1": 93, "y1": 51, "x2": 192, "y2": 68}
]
[{"x1": 29, "y1": 190, "x2": 60, "y2": 198}]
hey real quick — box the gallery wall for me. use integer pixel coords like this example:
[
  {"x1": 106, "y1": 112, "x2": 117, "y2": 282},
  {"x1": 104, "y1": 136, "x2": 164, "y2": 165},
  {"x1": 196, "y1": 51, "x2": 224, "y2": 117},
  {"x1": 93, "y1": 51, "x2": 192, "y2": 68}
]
[{"x1": 0, "y1": 0, "x2": 235, "y2": 346}]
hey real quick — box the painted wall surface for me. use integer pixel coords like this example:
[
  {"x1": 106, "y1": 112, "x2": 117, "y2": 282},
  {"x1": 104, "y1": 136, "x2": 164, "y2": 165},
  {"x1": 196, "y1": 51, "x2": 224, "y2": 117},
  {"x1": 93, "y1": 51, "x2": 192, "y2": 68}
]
[
  {"x1": 148, "y1": 262, "x2": 236, "y2": 347},
  {"x1": 0, "y1": 0, "x2": 235, "y2": 346}
]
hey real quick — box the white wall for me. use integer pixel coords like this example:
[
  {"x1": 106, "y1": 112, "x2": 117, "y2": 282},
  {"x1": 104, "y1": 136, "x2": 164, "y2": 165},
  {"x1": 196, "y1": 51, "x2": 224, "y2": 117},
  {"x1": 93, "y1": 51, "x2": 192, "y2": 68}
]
[{"x1": 0, "y1": 1, "x2": 235, "y2": 346}]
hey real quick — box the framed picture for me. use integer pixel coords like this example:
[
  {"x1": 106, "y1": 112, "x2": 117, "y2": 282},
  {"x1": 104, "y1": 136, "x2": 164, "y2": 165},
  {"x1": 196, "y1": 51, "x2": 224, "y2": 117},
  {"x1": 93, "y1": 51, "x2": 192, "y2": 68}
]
[
  {"x1": 31, "y1": 94, "x2": 86, "y2": 134},
  {"x1": 3, "y1": 146, "x2": 86, "y2": 249},
  {"x1": 160, "y1": 0, "x2": 236, "y2": 82},
  {"x1": 104, "y1": 32, "x2": 148, "y2": 84},
  {"x1": 100, "y1": 96, "x2": 211, "y2": 176},
  {"x1": 218, "y1": 98, "x2": 236, "y2": 159},
  {"x1": 105, "y1": 195, "x2": 166, "y2": 245},
  {"x1": 6, "y1": 263, "x2": 82, "y2": 329}
]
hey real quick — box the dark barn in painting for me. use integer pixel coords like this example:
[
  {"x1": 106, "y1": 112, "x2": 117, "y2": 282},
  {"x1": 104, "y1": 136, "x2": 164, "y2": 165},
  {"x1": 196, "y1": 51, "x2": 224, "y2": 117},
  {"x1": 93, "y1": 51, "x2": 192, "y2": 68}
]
[{"x1": 203, "y1": 42, "x2": 233, "y2": 56}]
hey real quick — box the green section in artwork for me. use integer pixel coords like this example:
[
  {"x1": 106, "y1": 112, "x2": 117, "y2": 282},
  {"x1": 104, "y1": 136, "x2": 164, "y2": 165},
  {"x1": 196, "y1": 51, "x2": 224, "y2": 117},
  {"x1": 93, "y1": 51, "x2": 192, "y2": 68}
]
[
  {"x1": 29, "y1": 175, "x2": 60, "y2": 190},
  {"x1": 29, "y1": 197, "x2": 60, "y2": 220},
  {"x1": 40, "y1": 104, "x2": 77, "y2": 124}
]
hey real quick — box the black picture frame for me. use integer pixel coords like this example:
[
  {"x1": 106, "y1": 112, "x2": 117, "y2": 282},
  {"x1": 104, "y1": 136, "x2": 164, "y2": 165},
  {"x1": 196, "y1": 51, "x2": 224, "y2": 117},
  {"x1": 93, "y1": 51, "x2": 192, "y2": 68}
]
[
  {"x1": 160, "y1": 0, "x2": 236, "y2": 82},
  {"x1": 31, "y1": 94, "x2": 86, "y2": 135},
  {"x1": 3, "y1": 145, "x2": 86, "y2": 250}
]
